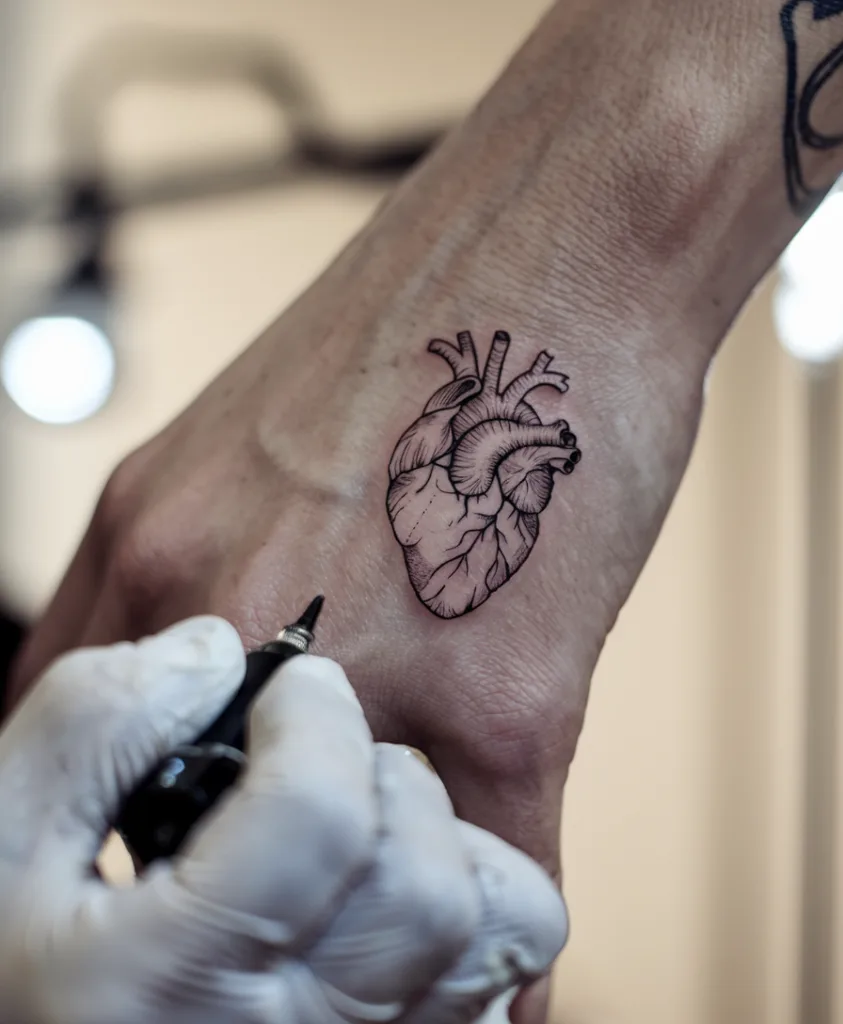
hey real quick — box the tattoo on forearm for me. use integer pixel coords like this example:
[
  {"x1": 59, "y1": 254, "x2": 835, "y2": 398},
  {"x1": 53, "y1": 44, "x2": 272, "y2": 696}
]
[
  {"x1": 386, "y1": 330, "x2": 581, "y2": 619},
  {"x1": 781, "y1": 0, "x2": 843, "y2": 214}
]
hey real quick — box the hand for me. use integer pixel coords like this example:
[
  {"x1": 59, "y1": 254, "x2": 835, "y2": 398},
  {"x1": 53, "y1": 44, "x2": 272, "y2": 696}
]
[
  {"x1": 7, "y1": 313, "x2": 608, "y2": 886},
  {"x1": 6, "y1": 138, "x2": 693, "y2": 1016},
  {"x1": 6, "y1": 10, "x2": 716, "y2": 1019},
  {"x1": 0, "y1": 616, "x2": 566, "y2": 1024}
]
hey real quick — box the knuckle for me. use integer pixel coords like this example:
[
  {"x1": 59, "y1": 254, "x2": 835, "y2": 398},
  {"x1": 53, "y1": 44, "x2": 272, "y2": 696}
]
[
  {"x1": 429, "y1": 652, "x2": 578, "y2": 786},
  {"x1": 95, "y1": 450, "x2": 148, "y2": 539},
  {"x1": 96, "y1": 447, "x2": 196, "y2": 614},
  {"x1": 110, "y1": 523, "x2": 157, "y2": 594},
  {"x1": 107, "y1": 509, "x2": 186, "y2": 612},
  {"x1": 459, "y1": 697, "x2": 562, "y2": 783}
]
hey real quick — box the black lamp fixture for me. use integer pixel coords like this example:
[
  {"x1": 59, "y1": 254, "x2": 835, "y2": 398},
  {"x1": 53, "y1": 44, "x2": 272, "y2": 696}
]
[
  {"x1": 0, "y1": 29, "x2": 448, "y2": 426},
  {"x1": 0, "y1": 178, "x2": 116, "y2": 425}
]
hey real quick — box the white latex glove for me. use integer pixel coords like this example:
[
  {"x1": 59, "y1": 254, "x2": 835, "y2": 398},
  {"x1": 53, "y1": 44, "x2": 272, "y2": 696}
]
[{"x1": 0, "y1": 616, "x2": 567, "y2": 1024}]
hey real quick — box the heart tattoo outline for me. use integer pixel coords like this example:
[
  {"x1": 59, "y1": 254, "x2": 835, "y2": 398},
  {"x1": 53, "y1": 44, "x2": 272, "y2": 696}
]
[{"x1": 386, "y1": 329, "x2": 582, "y2": 619}]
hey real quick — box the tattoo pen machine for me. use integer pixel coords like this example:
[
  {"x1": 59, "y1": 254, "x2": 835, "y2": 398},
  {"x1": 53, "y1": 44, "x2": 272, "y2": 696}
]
[{"x1": 116, "y1": 595, "x2": 324, "y2": 867}]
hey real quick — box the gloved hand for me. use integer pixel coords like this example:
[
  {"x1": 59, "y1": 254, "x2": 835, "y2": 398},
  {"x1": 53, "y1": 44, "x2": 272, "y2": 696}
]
[{"x1": 0, "y1": 616, "x2": 567, "y2": 1024}]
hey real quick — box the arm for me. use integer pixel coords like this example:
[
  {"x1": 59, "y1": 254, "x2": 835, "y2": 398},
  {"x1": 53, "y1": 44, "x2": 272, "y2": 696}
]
[{"x1": 9, "y1": 0, "x2": 843, "y2": 976}]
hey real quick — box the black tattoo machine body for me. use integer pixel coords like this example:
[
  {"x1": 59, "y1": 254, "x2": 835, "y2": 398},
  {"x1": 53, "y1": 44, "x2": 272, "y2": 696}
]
[{"x1": 117, "y1": 596, "x2": 324, "y2": 867}]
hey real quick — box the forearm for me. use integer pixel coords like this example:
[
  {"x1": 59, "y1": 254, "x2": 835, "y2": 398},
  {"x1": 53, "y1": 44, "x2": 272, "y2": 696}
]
[
  {"x1": 376, "y1": 0, "x2": 842, "y2": 351},
  {"x1": 241, "y1": 0, "x2": 843, "y2": 670},
  {"x1": 292, "y1": 0, "x2": 842, "y2": 369},
  {"x1": 11, "y1": 0, "x2": 843, "y2": 896}
]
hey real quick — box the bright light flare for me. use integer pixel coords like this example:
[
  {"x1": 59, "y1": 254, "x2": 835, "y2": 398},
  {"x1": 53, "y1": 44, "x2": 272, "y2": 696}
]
[{"x1": 1, "y1": 316, "x2": 116, "y2": 424}]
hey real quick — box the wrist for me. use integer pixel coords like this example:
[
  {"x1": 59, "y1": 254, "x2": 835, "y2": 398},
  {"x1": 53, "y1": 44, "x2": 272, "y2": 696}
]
[{"x1": 245, "y1": 122, "x2": 709, "y2": 640}]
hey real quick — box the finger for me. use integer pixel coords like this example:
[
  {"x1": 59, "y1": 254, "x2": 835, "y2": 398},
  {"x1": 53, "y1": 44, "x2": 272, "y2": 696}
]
[
  {"x1": 306, "y1": 744, "x2": 479, "y2": 1015},
  {"x1": 431, "y1": 748, "x2": 565, "y2": 885},
  {"x1": 76, "y1": 558, "x2": 195, "y2": 651},
  {"x1": 77, "y1": 563, "x2": 214, "y2": 657},
  {"x1": 174, "y1": 655, "x2": 378, "y2": 946},
  {"x1": 508, "y1": 977, "x2": 551, "y2": 1024},
  {"x1": 5, "y1": 523, "x2": 105, "y2": 712},
  {"x1": 405, "y1": 822, "x2": 568, "y2": 1024},
  {"x1": 0, "y1": 616, "x2": 245, "y2": 871},
  {"x1": 432, "y1": 752, "x2": 565, "y2": 1024}
]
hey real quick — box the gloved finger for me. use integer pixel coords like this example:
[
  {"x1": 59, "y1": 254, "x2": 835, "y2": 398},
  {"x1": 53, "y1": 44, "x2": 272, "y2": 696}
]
[
  {"x1": 306, "y1": 744, "x2": 479, "y2": 1015},
  {"x1": 0, "y1": 616, "x2": 245, "y2": 872},
  {"x1": 404, "y1": 822, "x2": 568, "y2": 1024},
  {"x1": 5, "y1": 523, "x2": 104, "y2": 714},
  {"x1": 174, "y1": 655, "x2": 378, "y2": 946},
  {"x1": 431, "y1": 756, "x2": 565, "y2": 1024}
]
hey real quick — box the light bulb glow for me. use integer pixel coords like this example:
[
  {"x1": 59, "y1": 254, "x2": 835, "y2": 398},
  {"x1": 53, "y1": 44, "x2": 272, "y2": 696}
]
[
  {"x1": 780, "y1": 192, "x2": 843, "y2": 292},
  {"x1": 1, "y1": 316, "x2": 116, "y2": 424},
  {"x1": 776, "y1": 189, "x2": 843, "y2": 364}
]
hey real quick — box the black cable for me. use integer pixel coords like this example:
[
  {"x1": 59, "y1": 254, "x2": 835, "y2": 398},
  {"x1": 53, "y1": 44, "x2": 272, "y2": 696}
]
[
  {"x1": 0, "y1": 130, "x2": 445, "y2": 231},
  {"x1": 55, "y1": 30, "x2": 319, "y2": 173},
  {"x1": 0, "y1": 29, "x2": 451, "y2": 233},
  {"x1": 781, "y1": 0, "x2": 843, "y2": 214}
]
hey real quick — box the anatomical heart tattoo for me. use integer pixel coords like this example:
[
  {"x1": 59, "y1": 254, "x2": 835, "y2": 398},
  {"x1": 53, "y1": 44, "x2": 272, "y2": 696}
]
[{"x1": 386, "y1": 330, "x2": 582, "y2": 619}]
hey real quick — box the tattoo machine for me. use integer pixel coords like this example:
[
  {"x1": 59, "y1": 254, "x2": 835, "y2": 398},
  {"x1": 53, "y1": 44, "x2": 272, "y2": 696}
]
[{"x1": 116, "y1": 595, "x2": 325, "y2": 867}]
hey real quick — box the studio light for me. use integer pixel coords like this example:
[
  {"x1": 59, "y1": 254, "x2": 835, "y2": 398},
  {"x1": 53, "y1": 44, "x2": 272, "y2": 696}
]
[
  {"x1": 0, "y1": 181, "x2": 117, "y2": 425},
  {"x1": 0, "y1": 35, "x2": 441, "y2": 427},
  {"x1": 1, "y1": 314, "x2": 115, "y2": 426},
  {"x1": 774, "y1": 182, "x2": 843, "y2": 364}
]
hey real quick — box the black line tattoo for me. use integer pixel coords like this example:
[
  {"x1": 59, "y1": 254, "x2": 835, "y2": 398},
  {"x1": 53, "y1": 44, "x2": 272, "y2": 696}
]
[
  {"x1": 386, "y1": 330, "x2": 581, "y2": 619},
  {"x1": 781, "y1": 0, "x2": 843, "y2": 214}
]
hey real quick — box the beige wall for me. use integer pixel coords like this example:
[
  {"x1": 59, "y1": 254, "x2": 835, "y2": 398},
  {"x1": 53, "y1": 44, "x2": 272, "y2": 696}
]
[
  {"x1": 556, "y1": 287, "x2": 809, "y2": 1024},
  {"x1": 0, "y1": 3, "x2": 838, "y2": 1022}
]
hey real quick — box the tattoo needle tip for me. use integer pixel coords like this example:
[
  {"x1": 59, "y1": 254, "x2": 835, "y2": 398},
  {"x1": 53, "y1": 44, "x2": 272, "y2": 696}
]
[{"x1": 295, "y1": 595, "x2": 325, "y2": 634}]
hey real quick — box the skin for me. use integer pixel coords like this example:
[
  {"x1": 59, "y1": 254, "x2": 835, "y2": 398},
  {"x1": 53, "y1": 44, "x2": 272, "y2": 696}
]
[{"x1": 7, "y1": 1, "x2": 843, "y2": 1019}]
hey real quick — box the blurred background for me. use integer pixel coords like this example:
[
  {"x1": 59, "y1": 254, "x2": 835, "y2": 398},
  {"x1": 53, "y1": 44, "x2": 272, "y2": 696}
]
[{"x1": 0, "y1": 1, "x2": 841, "y2": 1022}]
